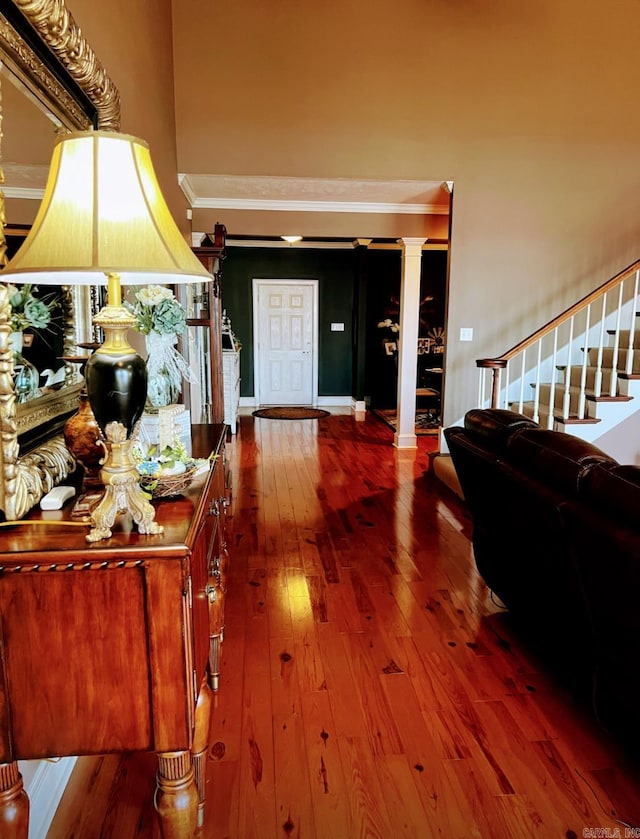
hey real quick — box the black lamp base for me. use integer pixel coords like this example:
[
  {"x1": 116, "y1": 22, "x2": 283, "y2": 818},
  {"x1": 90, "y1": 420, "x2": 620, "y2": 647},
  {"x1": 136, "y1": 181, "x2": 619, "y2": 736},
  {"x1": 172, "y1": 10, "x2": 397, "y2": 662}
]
[{"x1": 80, "y1": 272, "x2": 162, "y2": 542}]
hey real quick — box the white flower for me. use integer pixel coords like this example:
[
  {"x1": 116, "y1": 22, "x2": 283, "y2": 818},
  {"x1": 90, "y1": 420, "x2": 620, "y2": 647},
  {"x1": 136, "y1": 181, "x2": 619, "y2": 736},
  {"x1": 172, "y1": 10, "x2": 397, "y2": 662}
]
[{"x1": 135, "y1": 285, "x2": 174, "y2": 307}]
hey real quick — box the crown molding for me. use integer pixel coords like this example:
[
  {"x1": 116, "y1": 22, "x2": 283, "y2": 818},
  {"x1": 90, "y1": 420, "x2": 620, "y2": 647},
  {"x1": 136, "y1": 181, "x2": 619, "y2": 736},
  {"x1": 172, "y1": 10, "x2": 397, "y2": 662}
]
[
  {"x1": 187, "y1": 196, "x2": 448, "y2": 215},
  {"x1": 3, "y1": 163, "x2": 48, "y2": 199},
  {"x1": 3, "y1": 186, "x2": 45, "y2": 199},
  {"x1": 179, "y1": 174, "x2": 450, "y2": 216}
]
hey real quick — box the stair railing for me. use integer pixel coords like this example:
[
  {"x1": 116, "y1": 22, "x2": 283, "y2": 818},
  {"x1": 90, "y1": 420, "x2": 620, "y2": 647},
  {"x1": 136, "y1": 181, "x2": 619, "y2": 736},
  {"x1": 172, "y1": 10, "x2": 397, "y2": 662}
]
[{"x1": 477, "y1": 259, "x2": 640, "y2": 428}]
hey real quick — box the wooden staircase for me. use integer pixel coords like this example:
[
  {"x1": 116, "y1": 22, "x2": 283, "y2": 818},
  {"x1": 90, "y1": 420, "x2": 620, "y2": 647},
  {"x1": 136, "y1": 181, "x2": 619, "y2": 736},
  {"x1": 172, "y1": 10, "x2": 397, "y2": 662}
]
[
  {"x1": 520, "y1": 329, "x2": 640, "y2": 429},
  {"x1": 476, "y1": 262, "x2": 640, "y2": 443},
  {"x1": 434, "y1": 262, "x2": 640, "y2": 497}
]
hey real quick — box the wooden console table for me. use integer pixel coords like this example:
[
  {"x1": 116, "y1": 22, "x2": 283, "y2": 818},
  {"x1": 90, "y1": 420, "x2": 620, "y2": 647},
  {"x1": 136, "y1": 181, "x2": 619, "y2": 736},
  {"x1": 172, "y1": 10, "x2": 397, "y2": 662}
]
[{"x1": 0, "y1": 424, "x2": 229, "y2": 839}]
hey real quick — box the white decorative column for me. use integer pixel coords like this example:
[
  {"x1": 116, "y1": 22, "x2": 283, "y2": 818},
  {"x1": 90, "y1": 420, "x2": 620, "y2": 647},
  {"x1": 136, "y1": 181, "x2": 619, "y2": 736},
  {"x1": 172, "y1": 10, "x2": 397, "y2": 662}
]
[{"x1": 394, "y1": 237, "x2": 425, "y2": 449}]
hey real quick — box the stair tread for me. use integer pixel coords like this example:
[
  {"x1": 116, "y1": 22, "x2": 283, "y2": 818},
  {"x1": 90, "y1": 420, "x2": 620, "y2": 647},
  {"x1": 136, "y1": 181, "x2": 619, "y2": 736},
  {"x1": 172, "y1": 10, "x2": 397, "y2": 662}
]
[
  {"x1": 586, "y1": 394, "x2": 633, "y2": 402},
  {"x1": 517, "y1": 402, "x2": 601, "y2": 424},
  {"x1": 532, "y1": 382, "x2": 633, "y2": 400},
  {"x1": 558, "y1": 363, "x2": 635, "y2": 371}
]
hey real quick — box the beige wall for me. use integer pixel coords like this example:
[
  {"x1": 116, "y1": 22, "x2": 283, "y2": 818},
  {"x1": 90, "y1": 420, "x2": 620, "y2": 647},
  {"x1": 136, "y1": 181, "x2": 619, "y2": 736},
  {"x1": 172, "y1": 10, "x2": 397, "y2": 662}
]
[
  {"x1": 66, "y1": 0, "x2": 187, "y2": 230},
  {"x1": 67, "y1": 0, "x2": 640, "y2": 425}
]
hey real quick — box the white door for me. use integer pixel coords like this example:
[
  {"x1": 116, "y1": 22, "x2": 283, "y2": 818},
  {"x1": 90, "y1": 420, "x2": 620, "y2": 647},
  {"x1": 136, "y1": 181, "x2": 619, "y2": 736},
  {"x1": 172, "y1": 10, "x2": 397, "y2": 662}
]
[{"x1": 253, "y1": 279, "x2": 318, "y2": 406}]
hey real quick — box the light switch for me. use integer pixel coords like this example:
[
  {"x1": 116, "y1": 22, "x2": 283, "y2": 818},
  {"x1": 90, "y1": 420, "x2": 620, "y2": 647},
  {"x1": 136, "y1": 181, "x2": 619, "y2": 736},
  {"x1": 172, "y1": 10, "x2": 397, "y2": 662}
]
[
  {"x1": 331, "y1": 322, "x2": 345, "y2": 332},
  {"x1": 459, "y1": 327, "x2": 473, "y2": 342}
]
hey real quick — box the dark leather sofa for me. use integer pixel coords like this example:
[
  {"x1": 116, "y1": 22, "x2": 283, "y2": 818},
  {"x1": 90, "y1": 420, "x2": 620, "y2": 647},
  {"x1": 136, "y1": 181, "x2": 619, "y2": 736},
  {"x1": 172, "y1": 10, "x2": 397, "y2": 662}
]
[{"x1": 444, "y1": 408, "x2": 639, "y2": 745}]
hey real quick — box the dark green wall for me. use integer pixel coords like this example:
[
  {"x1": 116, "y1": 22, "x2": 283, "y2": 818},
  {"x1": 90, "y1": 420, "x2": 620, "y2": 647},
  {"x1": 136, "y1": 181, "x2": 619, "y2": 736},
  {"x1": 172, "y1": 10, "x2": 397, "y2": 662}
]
[
  {"x1": 221, "y1": 247, "x2": 357, "y2": 398},
  {"x1": 220, "y1": 245, "x2": 447, "y2": 405}
]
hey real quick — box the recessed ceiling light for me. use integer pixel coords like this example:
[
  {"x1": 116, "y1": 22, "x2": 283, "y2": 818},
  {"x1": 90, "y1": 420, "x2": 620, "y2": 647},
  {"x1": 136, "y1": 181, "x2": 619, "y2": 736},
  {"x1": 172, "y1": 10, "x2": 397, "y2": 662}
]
[{"x1": 281, "y1": 235, "x2": 302, "y2": 243}]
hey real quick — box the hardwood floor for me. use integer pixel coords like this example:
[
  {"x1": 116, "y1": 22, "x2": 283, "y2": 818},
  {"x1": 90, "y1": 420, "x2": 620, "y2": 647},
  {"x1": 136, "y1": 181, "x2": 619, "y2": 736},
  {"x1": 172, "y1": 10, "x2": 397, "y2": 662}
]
[{"x1": 48, "y1": 411, "x2": 640, "y2": 838}]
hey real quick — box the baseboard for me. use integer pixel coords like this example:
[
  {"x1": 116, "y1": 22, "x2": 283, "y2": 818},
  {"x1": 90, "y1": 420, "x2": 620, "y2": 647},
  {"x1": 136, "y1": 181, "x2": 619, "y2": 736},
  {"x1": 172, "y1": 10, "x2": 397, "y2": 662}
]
[
  {"x1": 19, "y1": 756, "x2": 77, "y2": 838},
  {"x1": 431, "y1": 453, "x2": 464, "y2": 499},
  {"x1": 317, "y1": 396, "x2": 352, "y2": 407},
  {"x1": 240, "y1": 395, "x2": 354, "y2": 408}
]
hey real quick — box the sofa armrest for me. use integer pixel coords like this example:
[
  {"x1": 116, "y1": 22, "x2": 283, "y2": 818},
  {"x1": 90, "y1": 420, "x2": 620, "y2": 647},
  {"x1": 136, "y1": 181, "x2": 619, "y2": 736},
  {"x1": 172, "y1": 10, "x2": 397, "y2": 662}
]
[{"x1": 463, "y1": 408, "x2": 539, "y2": 453}]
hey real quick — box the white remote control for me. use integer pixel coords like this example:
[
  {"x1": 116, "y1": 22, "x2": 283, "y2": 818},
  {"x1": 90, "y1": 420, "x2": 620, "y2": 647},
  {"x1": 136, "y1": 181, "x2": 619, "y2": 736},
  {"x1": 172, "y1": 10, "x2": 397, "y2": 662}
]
[{"x1": 40, "y1": 485, "x2": 76, "y2": 510}]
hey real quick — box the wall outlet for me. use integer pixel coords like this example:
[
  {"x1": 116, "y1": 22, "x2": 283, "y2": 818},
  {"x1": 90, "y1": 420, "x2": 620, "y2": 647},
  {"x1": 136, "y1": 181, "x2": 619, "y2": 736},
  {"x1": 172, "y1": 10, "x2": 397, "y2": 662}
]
[{"x1": 459, "y1": 327, "x2": 473, "y2": 342}]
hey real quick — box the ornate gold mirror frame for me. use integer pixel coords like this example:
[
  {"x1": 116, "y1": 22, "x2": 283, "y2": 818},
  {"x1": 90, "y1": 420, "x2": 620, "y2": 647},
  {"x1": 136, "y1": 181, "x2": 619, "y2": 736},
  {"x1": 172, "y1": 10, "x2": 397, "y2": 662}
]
[{"x1": 0, "y1": 0, "x2": 120, "y2": 519}]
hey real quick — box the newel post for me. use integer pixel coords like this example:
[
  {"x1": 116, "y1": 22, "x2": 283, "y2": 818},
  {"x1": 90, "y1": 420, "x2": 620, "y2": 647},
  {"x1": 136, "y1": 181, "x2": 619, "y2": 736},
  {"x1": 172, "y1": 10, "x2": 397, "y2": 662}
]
[{"x1": 476, "y1": 358, "x2": 507, "y2": 409}]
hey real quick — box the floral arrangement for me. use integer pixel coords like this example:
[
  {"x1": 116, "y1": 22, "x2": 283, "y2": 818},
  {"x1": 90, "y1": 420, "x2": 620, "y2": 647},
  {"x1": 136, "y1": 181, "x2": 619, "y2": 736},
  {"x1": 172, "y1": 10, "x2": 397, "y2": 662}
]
[
  {"x1": 125, "y1": 285, "x2": 187, "y2": 336},
  {"x1": 124, "y1": 285, "x2": 195, "y2": 407},
  {"x1": 7, "y1": 283, "x2": 57, "y2": 333}
]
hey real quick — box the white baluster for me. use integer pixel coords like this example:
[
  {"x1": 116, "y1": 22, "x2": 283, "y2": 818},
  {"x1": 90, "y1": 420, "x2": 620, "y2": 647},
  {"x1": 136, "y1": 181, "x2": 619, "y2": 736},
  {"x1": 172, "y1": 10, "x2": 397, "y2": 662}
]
[
  {"x1": 625, "y1": 270, "x2": 639, "y2": 376},
  {"x1": 562, "y1": 318, "x2": 574, "y2": 420},
  {"x1": 610, "y1": 284, "x2": 623, "y2": 396},
  {"x1": 595, "y1": 293, "x2": 607, "y2": 398},
  {"x1": 518, "y1": 349, "x2": 526, "y2": 414},
  {"x1": 578, "y1": 304, "x2": 591, "y2": 418},
  {"x1": 549, "y1": 328, "x2": 558, "y2": 428},
  {"x1": 503, "y1": 361, "x2": 510, "y2": 410},
  {"x1": 478, "y1": 368, "x2": 485, "y2": 408},
  {"x1": 533, "y1": 339, "x2": 542, "y2": 424}
]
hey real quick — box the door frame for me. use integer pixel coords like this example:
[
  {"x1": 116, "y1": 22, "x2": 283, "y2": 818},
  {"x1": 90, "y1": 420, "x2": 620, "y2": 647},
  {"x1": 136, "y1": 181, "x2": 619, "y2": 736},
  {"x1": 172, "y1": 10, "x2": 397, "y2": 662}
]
[{"x1": 252, "y1": 278, "x2": 319, "y2": 407}]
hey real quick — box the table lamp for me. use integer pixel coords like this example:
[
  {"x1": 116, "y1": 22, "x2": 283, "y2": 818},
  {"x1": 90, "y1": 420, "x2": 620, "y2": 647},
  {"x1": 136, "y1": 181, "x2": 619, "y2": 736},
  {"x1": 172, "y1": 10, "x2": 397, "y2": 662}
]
[{"x1": 1, "y1": 129, "x2": 212, "y2": 541}]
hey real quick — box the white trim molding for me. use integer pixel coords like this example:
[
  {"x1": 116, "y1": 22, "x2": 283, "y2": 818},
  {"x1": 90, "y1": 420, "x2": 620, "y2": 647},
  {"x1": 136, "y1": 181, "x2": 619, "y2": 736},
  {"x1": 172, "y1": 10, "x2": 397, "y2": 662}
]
[
  {"x1": 240, "y1": 395, "x2": 353, "y2": 408},
  {"x1": 19, "y1": 756, "x2": 77, "y2": 839},
  {"x1": 179, "y1": 174, "x2": 450, "y2": 216},
  {"x1": 317, "y1": 396, "x2": 352, "y2": 407},
  {"x1": 188, "y1": 196, "x2": 447, "y2": 215}
]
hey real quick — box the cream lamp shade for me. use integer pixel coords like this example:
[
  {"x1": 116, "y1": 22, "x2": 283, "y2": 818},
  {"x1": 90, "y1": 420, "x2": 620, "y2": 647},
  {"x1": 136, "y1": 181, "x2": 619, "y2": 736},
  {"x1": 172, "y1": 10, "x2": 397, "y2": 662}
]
[{"x1": 2, "y1": 129, "x2": 212, "y2": 285}]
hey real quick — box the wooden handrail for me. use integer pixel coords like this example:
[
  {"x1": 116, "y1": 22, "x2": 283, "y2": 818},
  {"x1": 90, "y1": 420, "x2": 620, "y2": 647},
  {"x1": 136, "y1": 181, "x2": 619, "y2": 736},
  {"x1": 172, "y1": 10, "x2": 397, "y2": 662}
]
[{"x1": 477, "y1": 257, "x2": 640, "y2": 368}]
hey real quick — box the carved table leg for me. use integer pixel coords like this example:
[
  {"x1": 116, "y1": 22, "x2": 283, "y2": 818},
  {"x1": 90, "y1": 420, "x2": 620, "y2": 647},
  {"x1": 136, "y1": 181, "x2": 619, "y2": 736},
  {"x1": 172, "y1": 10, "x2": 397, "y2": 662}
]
[
  {"x1": 192, "y1": 678, "x2": 213, "y2": 827},
  {"x1": 154, "y1": 751, "x2": 198, "y2": 839},
  {"x1": 0, "y1": 762, "x2": 29, "y2": 839},
  {"x1": 207, "y1": 567, "x2": 226, "y2": 692},
  {"x1": 208, "y1": 633, "x2": 222, "y2": 692}
]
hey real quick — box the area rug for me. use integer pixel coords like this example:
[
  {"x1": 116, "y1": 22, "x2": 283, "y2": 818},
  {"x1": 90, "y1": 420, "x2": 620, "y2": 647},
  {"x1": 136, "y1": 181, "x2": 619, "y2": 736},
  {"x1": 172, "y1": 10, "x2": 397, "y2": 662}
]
[
  {"x1": 372, "y1": 408, "x2": 440, "y2": 436},
  {"x1": 252, "y1": 407, "x2": 331, "y2": 420}
]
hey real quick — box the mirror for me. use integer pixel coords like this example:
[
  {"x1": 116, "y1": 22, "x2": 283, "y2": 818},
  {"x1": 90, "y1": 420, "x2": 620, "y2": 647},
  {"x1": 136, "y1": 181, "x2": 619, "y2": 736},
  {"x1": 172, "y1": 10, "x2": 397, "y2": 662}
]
[{"x1": 0, "y1": 0, "x2": 120, "y2": 519}]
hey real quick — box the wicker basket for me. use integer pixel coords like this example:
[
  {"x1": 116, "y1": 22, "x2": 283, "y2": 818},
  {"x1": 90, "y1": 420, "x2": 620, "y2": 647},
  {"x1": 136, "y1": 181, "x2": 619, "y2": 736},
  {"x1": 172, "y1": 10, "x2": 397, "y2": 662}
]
[{"x1": 140, "y1": 465, "x2": 198, "y2": 499}]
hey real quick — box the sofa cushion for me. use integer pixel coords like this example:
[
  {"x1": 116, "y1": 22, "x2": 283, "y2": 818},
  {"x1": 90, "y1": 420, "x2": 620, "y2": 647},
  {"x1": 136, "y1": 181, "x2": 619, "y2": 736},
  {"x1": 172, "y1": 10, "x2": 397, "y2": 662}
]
[
  {"x1": 506, "y1": 429, "x2": 617, "y2": 495},
  {"x1": 579, "y1": 463, "x2": 640, "y2": 526},
  {"x1": 561, "y1": 479, "x2": 640, "y2": 744}
]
